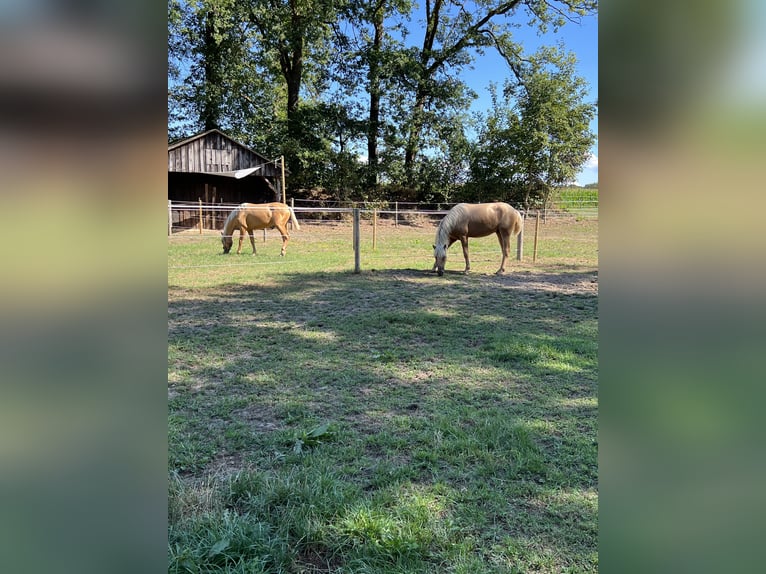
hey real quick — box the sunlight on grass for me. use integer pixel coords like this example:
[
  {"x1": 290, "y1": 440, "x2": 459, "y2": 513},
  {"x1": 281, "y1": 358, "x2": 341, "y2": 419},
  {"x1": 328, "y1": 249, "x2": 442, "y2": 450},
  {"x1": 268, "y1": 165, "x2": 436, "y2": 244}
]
[
  {"x1": 168, "y1": 219, "x2": 598, "y2": 573},
  {"x1": 558, "y1": 397, "x2": 598, "y2": 410}
]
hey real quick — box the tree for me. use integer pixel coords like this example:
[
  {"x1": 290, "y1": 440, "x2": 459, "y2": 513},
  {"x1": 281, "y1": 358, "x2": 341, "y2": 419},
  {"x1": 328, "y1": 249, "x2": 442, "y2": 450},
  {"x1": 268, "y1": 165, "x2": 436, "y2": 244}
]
[
  {"x1": 332, "y1": 0, "x2": 412, "y2": 195},
  {"x1": 469, "y1": 46, "x2": 596, "y2": 210},
  {"x1": 401, "y1": 0, "x2": 597, "y2": 188},
  {"x1": 287, "y1": 100, "x2": 367, "y2": 197},
  {"x1": 167, "y1": 0, "x2": 597, "y2": 201},
  {"x1": 362, "y1": 1, "x2": 386, "y2": 193},
  {"x1": 168, "y1": 0, "x2": 275, "y2": 145},
  {"x1": 247, "y1": 0, "x2": 339, "y2": 181}
]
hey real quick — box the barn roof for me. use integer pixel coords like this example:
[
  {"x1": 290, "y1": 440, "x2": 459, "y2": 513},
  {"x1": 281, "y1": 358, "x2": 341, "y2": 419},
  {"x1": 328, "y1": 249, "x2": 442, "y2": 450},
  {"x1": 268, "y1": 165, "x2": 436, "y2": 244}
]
[{"x1": 168, "y1": 128, "x2": 270, "y2": 163}]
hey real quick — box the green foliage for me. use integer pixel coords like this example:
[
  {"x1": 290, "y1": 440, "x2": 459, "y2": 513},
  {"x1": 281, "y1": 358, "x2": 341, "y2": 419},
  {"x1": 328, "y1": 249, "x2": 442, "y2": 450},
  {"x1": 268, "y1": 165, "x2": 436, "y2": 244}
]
[
  {"x1": 168, "y1": 0, "x2": 280, "y2": 141},
  {"x1": 168, "y1": 1, "x2": 598, "y2": 203},
  {"x1": 286, "y1": 101, "x2": 368, "y2": 199},
  {"x1": 292, "y1": 421, "x2": 335, "y2": 453},
  {"x1": 467, "y1": 46, "x2": 596, "y2": 208}
]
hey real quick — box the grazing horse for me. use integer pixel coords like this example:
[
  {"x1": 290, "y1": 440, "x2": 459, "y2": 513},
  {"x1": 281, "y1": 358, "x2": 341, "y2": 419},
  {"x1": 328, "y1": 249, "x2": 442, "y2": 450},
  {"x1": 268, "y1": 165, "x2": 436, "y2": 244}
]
[
  {"x1": 432, "y1": 202, "x2": 523, "y2": 276},
  {"x1": 221, "y1": 202, "x2": 300, "y2": 256}
]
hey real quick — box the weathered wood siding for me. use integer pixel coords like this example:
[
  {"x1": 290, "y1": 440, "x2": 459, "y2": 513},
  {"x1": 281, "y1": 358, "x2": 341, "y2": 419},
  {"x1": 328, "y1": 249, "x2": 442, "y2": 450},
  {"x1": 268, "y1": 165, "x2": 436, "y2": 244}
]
[{"x1": 168, "y1": 129, "x2": 280, "y2": 177}]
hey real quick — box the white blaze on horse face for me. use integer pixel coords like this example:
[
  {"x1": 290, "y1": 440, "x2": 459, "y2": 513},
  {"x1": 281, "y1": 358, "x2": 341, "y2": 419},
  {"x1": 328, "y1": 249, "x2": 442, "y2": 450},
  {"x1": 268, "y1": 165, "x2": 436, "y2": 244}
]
[
  {"x1": 433, "y1": 243, "x2": 448, "y2": 276},
  {"x1": 221, "y1": 233, "x2": 233, "y2": 253}
]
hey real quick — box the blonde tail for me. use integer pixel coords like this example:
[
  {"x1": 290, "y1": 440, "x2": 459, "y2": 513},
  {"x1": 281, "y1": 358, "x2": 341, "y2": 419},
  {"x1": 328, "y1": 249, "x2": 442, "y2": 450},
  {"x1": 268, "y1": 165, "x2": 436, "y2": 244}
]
[{"x1": 289, "y1": 207, "x2": 301, "y2": 230}]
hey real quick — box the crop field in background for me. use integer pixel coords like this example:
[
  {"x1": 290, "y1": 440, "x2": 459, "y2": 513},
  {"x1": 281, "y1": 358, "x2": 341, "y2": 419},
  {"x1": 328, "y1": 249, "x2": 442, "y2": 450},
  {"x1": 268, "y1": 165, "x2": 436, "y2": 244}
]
[
  {"x1": 551, "y1": 189, "x2": 598, "y2": 219},
  {"x1": 554, "y1": 187, "x2": 598, "y2": 204},
  {"x1": 168, "y1": 216, "x2": 598, "y2": 573}
]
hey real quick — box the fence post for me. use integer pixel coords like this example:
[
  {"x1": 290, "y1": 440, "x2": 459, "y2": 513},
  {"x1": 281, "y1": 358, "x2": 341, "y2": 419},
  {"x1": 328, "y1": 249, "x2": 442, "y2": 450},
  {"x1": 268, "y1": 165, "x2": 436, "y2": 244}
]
[
  {"x1": 372, "y1": 209, "x2": 377, "y2": 251},
  {"x1": 532, "y1": 211, "x2": 540, "y2": 263},
  {"x1": 395, "y1": 202, "x2": 398, "y2": 227},
  {"x1": 516, "y1": 213, "x2": 524, "y2": 261},
  {"x1": 281, "y1": 155, "x2": 286, "y2": 204},
  {"x1": 353, "y1": 208, "x2": 361, "y2": 273},
  {"x1": 168, "y1": 200, "x2": 172, "y2": 236},
  {"x1": 198, "y1": 199, "x2": 203, "y2": 234}
]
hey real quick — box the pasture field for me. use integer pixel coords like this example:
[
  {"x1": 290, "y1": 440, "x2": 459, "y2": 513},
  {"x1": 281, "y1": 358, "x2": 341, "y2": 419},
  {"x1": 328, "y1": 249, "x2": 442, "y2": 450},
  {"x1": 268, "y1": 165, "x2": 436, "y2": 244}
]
[{"x1": 168, "y1": 217, "x2": 598, "y2": 573}]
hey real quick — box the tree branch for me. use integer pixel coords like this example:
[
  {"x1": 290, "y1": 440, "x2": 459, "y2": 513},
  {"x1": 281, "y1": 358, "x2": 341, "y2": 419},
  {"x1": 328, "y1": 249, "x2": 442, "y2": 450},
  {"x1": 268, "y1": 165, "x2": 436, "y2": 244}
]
[
  {"x1": 479, "y1": 28, "x2": 526, "y2": 85},
  {"x1": 542, "y1": 0, "x2": 589, "y2": 26},
  {"x1": 426, "y1": 0, "x2": 523, "y2": 74}
]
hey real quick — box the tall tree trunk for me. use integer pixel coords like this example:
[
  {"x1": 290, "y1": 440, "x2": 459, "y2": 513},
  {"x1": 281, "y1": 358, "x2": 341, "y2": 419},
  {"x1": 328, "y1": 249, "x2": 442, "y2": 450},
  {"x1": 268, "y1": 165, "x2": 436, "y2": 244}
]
[
  {"x1": 404, "y1": 0, "x2": 443, "y2": 188},
  {"x1": 366, "y1": 3, "x2": 384, "y2": 194},
  {"x1": 280, "y1": 44, "x2": 303, "y2": 135},
  {"x1": 276, "y1": 5, "x2": 304, "y2": 186},
  {"x1": 404, "y1": 89, "x2": 428, "y2": 187},
  {"x1": 201, "y1": 9, "x2": 222, "y2": 130}
]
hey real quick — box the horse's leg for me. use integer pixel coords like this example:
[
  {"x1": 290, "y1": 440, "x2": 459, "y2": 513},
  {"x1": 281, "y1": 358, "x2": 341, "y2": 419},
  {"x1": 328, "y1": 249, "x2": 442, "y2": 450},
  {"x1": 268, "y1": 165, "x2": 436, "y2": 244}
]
[
  {"x1": 236, "y1": 228, "x2": 245, "y2": 254},
  {"x1": 460, "y1": 237, "x2": 470, "y2": 273},
  {"x1": 248, "y1": 230, "x2": 256, "y2": 255},
  {"x1": 496, "y1": 231, "x2": 509, "y2": 274},
  {"x1": 275, "y1": 224, "x2": 288, "y2": 256}
]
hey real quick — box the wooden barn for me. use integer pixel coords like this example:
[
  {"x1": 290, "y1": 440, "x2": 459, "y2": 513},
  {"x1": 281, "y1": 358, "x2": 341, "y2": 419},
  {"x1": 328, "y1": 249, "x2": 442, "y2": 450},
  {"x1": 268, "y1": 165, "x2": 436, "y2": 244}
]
[
  {"x1": 168, "y1": 129, "x2": 286, "y2": 232},
  {"x1": 168, "y1": 129, "x2": 284, "y2": 205}
]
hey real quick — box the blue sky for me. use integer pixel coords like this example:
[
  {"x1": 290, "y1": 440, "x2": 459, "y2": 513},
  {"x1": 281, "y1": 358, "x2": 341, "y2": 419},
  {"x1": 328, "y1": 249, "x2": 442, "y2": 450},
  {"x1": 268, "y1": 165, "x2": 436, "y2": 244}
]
[{"x1": 402, "y1": 6, "x2": 598, "y2": 186}]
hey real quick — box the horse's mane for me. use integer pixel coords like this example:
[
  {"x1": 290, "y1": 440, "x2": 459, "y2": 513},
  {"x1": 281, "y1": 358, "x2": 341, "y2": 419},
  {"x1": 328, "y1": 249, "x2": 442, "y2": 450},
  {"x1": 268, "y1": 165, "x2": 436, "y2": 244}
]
[
  {"x1": 222, "y1": 204, "x2": 244, "y2": 235},
  {"x1": 434, "y1": 204, "x2": 468, "y2": 255}
]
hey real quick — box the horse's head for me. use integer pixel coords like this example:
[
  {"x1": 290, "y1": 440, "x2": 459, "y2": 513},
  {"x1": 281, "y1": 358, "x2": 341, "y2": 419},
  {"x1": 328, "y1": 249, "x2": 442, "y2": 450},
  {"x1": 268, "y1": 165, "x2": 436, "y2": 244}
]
[
  {"x1": 221, "y1": 232, "x2": 233, "y2": 254},
  {"x1": 433, "y1": 243, "x2": 448, "y2": 276}
]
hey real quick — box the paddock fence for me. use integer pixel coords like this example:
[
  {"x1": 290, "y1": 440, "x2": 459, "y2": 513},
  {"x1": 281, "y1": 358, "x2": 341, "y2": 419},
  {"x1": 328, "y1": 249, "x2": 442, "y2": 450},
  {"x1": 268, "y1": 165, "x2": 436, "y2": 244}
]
[
  {"x1": 168, "y1": 198, "x2": 598, "y2": 234},
  {"x1": 168, "y1": 199, "x2": 597, "y2": 273}
]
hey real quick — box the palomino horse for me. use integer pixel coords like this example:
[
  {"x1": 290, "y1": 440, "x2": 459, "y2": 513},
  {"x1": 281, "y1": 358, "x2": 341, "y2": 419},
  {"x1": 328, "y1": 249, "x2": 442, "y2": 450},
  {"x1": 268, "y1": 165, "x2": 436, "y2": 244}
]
[
  {"x1": 221, "y1": 202, "x2": 300, "y2": 256},
  {"x1": 432, "y1": 202, "x2": 523, "y2": 276}
]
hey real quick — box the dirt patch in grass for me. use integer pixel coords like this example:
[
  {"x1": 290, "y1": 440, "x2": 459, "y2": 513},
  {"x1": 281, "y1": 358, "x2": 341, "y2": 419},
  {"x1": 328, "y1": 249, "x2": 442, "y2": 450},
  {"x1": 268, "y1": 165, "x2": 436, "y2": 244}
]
[
  {"x1": 206, "y1": 452, "x2": 248, "y2": 477},
  {"x1": 231, "y1": 403, "x2": 284, "y2": 432},
  {"x1": 492, "y1": 269, "x2": 598, "y2": 295},
  {"x1": 295, "y1": 548, "x2": 343, "y2": 574}
]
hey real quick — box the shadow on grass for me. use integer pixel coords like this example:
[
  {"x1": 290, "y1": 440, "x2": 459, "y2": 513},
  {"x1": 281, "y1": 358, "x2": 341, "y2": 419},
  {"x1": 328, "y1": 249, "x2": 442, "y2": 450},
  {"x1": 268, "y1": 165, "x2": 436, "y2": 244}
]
[{"x1": 168, "y1": 268, "x2": 598, "y2": 572}]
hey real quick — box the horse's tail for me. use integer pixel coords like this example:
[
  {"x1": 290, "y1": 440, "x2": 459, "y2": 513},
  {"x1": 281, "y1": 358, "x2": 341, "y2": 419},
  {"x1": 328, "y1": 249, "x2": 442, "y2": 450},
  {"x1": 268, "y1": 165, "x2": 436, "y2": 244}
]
[
  {"x1": 516, "y1": 207, "x2": 525, "y2": 236},
  {"x1": 289, "y1": 207, "x2": 301, "y2": 231},
  {"x1": 507, "y1": 204, "x2": 524, "y2": 237}
]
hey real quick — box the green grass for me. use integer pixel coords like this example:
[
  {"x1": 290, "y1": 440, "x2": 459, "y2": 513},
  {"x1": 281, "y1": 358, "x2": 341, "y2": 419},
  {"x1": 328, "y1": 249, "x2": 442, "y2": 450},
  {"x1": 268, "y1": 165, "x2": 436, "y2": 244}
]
[{"x1": 169, "y1": 219, "x2": 597, "y2": 573}]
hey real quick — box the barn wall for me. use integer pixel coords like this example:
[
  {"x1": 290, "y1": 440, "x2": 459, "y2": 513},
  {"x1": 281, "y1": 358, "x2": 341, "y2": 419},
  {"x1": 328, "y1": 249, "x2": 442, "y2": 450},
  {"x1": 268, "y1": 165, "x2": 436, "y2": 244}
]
[{"x1": 168, "y1": 130, "x2": 281, "y2": 178}]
